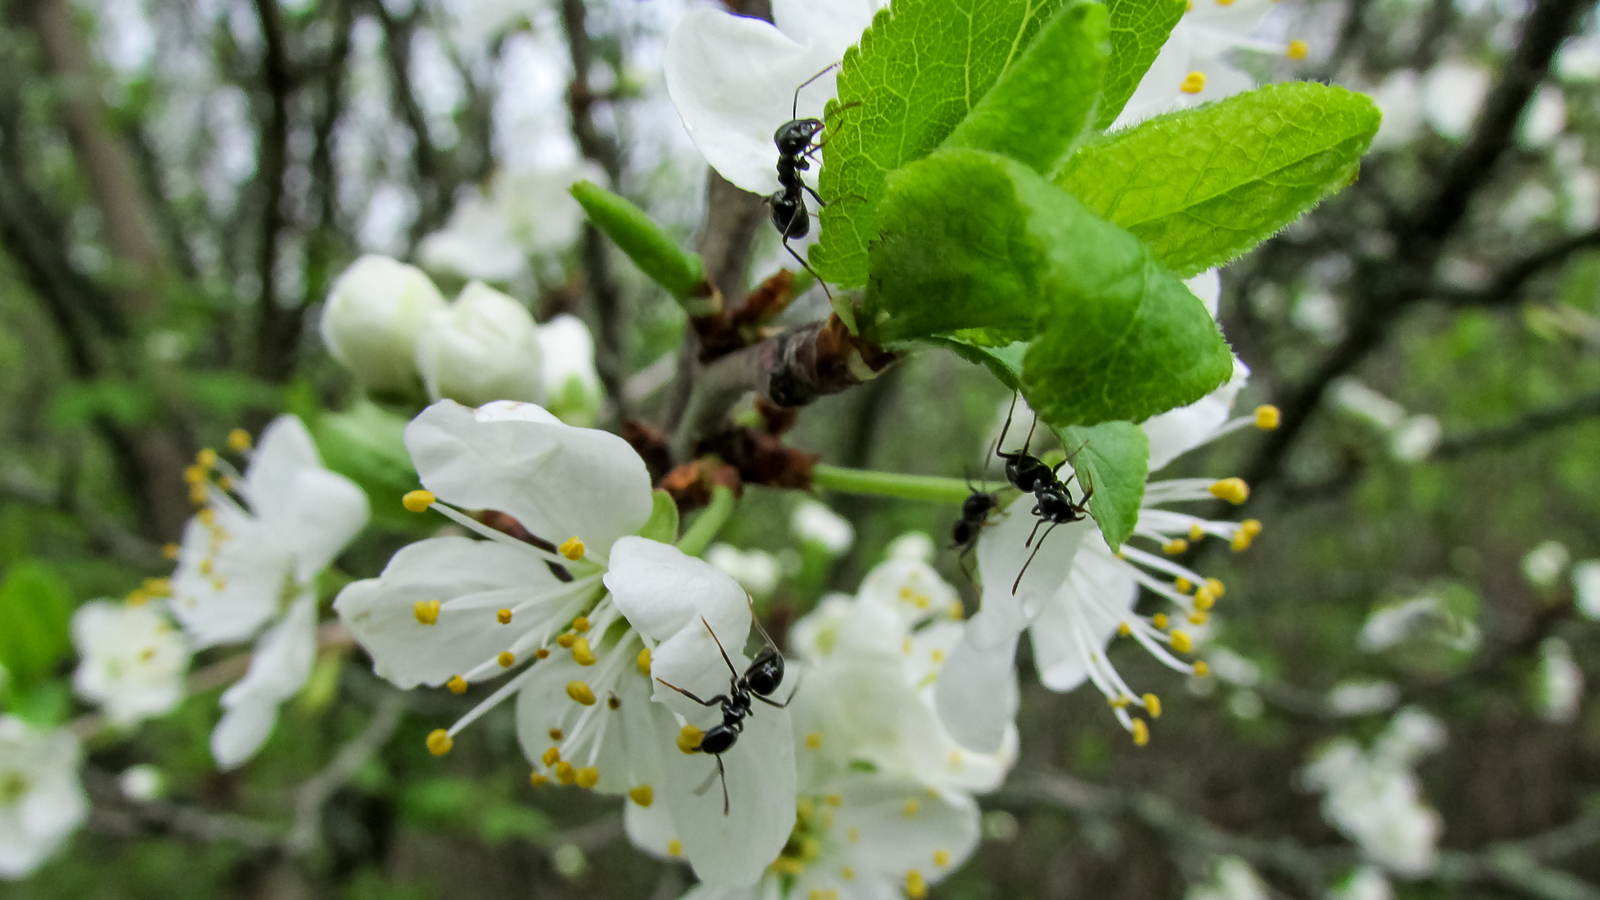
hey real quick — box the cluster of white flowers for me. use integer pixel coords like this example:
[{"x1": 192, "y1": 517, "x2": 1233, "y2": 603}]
[
  {"x1": 321, "y1": 256, "x2": 602, "y2": 423},
  {"x1": 661, "y1": 544, "x2": 1013, "y2": 900},
  {"x1": 1328, "y1": 378, "x2": 1442, "y2": 464},
  {"x1": 70, "y1": 599, "x2": 189, "y2": 727},
  {"x1": 0, "y1": 718, "x2": 87, "y2": 879},
  {"x1": 1301, "y1": 708, "x2": 1446, "y2": 880},
  {"x1": 419, "y1": 164, "x2": 601, "y2": 286}
]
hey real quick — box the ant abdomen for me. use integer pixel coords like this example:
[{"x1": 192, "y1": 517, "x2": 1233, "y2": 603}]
[
  {"x1": 745, "y1": 650, "x2": 784, "y2": 696},
  {"x1": 698, "y1": 725, "x2": 738, "y2": 755}
]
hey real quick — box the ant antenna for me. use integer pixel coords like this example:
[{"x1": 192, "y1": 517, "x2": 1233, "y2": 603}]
[
  {"x1": 690, "y1": 757, "x2": 730, "y2": 815},
  {"x1": 792, "y1": 62, "x2": 842, "y2": 119},
  {"x1": 700, "y1": 616, "x2": 741, "y2": 681},
  {"x1": 745, "y1": 597, "x2": 780, "y2": 653}
]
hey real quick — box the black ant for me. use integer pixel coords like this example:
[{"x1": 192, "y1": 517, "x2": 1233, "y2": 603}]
[
  {"x1": 655, "y1": 614, "x2": 795, "y2": 815},
  {"x1": 992, "y1": 395, "x2": 1094, "y2": 594},
  {"x1": 769, "y1": 64, "x2": 853, "y2": 300},
  {"x1": 950, "y1": 483, "x2": 999, "y2": 560}
]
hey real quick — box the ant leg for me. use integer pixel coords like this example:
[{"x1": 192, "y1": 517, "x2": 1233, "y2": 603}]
[
  {"x1": 801, "y1": 183, "x2": 825, "y2": 207},
  {"x1": 1012, "y1": 522, "x2": 1058, "y2": 595},
  {"x1": 717, "y1": 755, "x2": 729, "y2": 816},
  {"x1": 995, "y1": 393, "x2": 1019, "y2": 463},
  {"x1": 1024, "y1": 516, "x2": 1047, "y2": 548},
  {"x1": 783, "y1": 238, "x2": 834, "y2": 303},
  {"x1": 700, "y1": 616, "x2": 741, "y2": 681},
  {"x1": 792, "y1": 62, "x2": 842, "y2": 118},
  {"x1": 755, "y1": 671, "x2": 804, "y2": 709},
  {"x1": 654, "y1": 678, "x2": 727, "y2": 708}
]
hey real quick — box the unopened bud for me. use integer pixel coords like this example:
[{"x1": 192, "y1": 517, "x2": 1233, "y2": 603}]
[
  {"x1": 415, "y1": 282, "x2": 544, "y2": 407},
  {"x1": 321, "y1": 256, "x2": 447, "y2": 394}
]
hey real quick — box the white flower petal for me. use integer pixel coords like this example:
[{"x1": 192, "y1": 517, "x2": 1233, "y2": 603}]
[
  {"x1": 1143, "y1": 357, "x2": 1250, "y2": 471},
  {"x1": 280, "y1": 467, "x2": 370, "y2": 583},
  {"x1": 829, "y1": 773, "x2": 980, "y2": 880},
  {"x1": 1029, "y1": 538, "x2": 1138, "y2": 692},
  {"x1": 212, "y1": 592, "x2": 318, "y2": 769},
  {"x1": 406, "y1": 400, "x2": 652, "y2": 556},
  {"x1": 242, "y1": 416, "x2": 324, "y2": 526},
  {"x1": 933, "y1": 613, "x2": 1020, "y2": 754},
  {"x1": 170, "y1": 504, "x2": 293, "y2": 648}
]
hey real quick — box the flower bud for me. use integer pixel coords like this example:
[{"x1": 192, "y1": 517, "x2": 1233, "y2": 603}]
[
  {"x1": 536, "y1": 314, "x2": 604, "y2": 425},
  {"x1": 415, "y1": 282, "x2": 544, "y2": 407},
  {"x1": 321, "y1": 256, "x2": 447, "y2": 394}
]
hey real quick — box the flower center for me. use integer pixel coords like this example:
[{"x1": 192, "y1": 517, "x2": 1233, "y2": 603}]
[{"x1": 0, "y1": 771, "x2": 29, "y2": 805}]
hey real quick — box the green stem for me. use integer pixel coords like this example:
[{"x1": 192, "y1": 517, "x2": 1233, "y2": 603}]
[
  {"x1": 677, "y1": 485, "x2": 735, "y2": 556},
  {"x1": 811, "y1": 464, "x2": 999, "y2": 504}
]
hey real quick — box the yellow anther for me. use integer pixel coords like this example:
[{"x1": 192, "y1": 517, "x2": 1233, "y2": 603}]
[
  {"x1": 196, "y1": 448, "x2": 218, "y2": 468},
  {"x1": 211, "y1": 577, "x2": 227, "y2": 591},
  {"x1": 555, "y1": 761, "x2": 576, "y2": 785},
  {"x1": 543, "y1": 747, "x2": 561, "y2": 766},
  {"x1": 426, "y1": 729, "x2": 453, "y2": 756},
  {"x1": 1175, "y1": 577, "x2": 1194, "y2": 594},
  {"x1": 805, "y1": 732, "x2": 823, "y2": 750},
  {"x1": 899, "y1": 586, "x2": 914, "y2": 599},
  {"x1": 575, "y1": 766, "x2": 600, "y2": 789},
  {"x1": 677, "y1": 725, "x2": 704, "y2": 754},
  {"x1": 636, "y1": 647, "x2": 652, "y2": 674},
  {"x1": 1255, "y1": 405, "x2": 1281, "y2": 429},
  {"x1": 1180, "y1": 71, "x2": 1207, "y2": 94},
  {"x1": 162, "y1": 543, "x2": 179, "y2": 560},
  {"x1": 607, "y1": 695, "x2": 621, "y2": 710},
  {"x1": 572, "y1": 616, "x2": 590, "y2": 633},
  {"x1": 667, "y1": 839, "x2": 682, "y2": 857},
  {"x1": 535, "y1": 647, "x2": 551, "y2": 659},
  {"x1": 1188, "y1": 523, "x2": 1206, "y2": 541},
  {"x1": 1143, "y1": 694, "x2": 1163, "y2": 718},
  {"x1": 841, "y1": 867, "x2": 856, "y2": 880},
  {"x1": 402, "y1": 490, "x2": 436, "y2": 513},
  {"x1": 797, "y1": 796, "x2": 816, "y2": 820},
  {"x1": 498, "y1": 651, "x2": 515, "y2": 668},
  {"x1": 139, "y1": 646, "x2": 156, "y2": 662},
  {"x1": 190, "y1": 485, "x2": 209, "y2": 505},
  {"x1": 1206, "y1": 578, "x2": 1226, "y2": 597},
  {"x1": 126, "y1": 590, "x2": 149, "y2": 607},
  {"x1": 901, "y1": 638, "x2": 912, "y2": 654},
  {"x1": 1217, "y1": 0, "x2": 1235, "y2": 5},
  {"x1": 1232, "y1": 519, "x2": 1263, "y2": 551},
  {"x1": 1132, "y1": 719, "x2": 1150, "y2": 747},
  {"x1": 630, "y1": 785, "x2": 654, "y2": 807},
  {"x1": 949, "y1": 750, "x2": 964, "y2": 770},
  {"x1": 198, "y1": 508, "x2": 216, "y2": 526},
  {"x1": 1109, "y1": 696, "x2": 1130, "y2": 709},
  {"x1": 571, "y1": 638, "x2": 596, "y2": 666},
  {"x1": 497, "y1": 608, "x2": 513, "y2": 624},
  {"x1": 1186, "y1": 0, "x2": 1193, "y2": 9},
  {"x1": 447, "y1": 676, "x2": 468, "y2": 694},
  {"x1": 1193, "y1": 660, "x2": 1210, "y2": 677},
  {"x1": 183, "y1": 465, "x2": 206, "y2": 485},
  {"x1": 1163, "y1": 538, "x2": 1189, "y2": 555},
  {"x1": 1117, "y1": 622, "x2": 1132, "y2": 637},
  {"x1": 906, "y1": 869, "x2": 928, "y2": 899},
  {"x1": 549, "y1": 728, "x2": 563, "y2": 742},
  {"x1": 566, "y1": 681, "x2": 597, "y2": 706},
  {"x1": 825, "y1": 794, "x2": 842, "y2": 807},
  {"x1": 934, "y1": 849, "x2": 951, "y2": 866},
  {"x1": 1209, "y1": 478, "x2": 1250, "y2": 504},
  {"x1": 1286, "y1": 39, "x2": 1308, "y2": 60},
  {"x1": 949, "y1": 600, "x2": 964, "y2": 619},
  {"x1": 227, "y1": 428, "x2": 252, "y2": 452},
  {"x1": 144, "y1": 578, "x2": 171, "y2": 595},
  {"x1": 559, "y1": 536, "x2": 586, "y2": 560},
  {"x1": 1189, "y1": 610, "x2": 1210, "y2": 625},
  {"x1": 1151, "y1": 613, "x2": 1169, "y2": 629},
  {"x1": 556, "y1": 633, "x2": 577, "y2": 649},
  {"x1": 1170, "y1": 630, "x2": 1193, "y2": 653},
  {"x1": 217, "y1": 476, "x2": 233, "y2": 490},
  {"x1": 930, "y1": 649, "x2": 945, "y2": 663},
  {"x1": 913, "y1": 594, "x2": 930, "y2": 609},
  {"x1": 530, "y1": 772, "x2": 549, "y2": 787},
  {"x1": 848, "y1": 826, "x2": 859, "y2": 843},
  {"x1": 903, "y1": 798, "x2": 920, "y2": 817},
  {"x1": 1194, "y1": 586, "x2": 1217, "y2": 610},
  {"x1": 199, "y1": 559, "x2": 213, "y2": 576},
  {"x1": 414, "y1": 600, "x2": 441, "y2": 625}
]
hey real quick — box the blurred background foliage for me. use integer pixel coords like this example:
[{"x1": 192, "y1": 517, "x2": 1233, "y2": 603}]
[{"x1": 0, "y1": 0, "x2": 1598, "y2": 896}]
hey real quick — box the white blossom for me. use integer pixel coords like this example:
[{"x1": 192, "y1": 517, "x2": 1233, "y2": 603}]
[
  {"x1": 536, "y1": 314, "x2": 604, "y2": 426},
  {"x1": 1186, "y1": 856, "x2": 1269, "y2": 900},
  {"x1": 336, "y1": 399, "x2": 796, "y2": 886},
  {"x1": 1535, "y1": 637, "x2": 1583, "y2": 724},
  {"x1": 169, "y1": 416, "x2": 370, "y2": 769},
  {"x1": 0, "y1": 717, "x2": 87, "y2": 879},
  {"x1": 418, "y1": 166, "x2": 598, "y2": 285},
  {"x1": 794, "y1": 501, "x2": 855, "y2": 555},
  {"x1": 1326, "y1": 680, "x2": 1401, "y2": 717},
  {"x1": 1328, "y1": 866, "x2": 1394, "y2": 900},
  {"x1": 708, "y1": 545, "x2": 782, "y2": 597},
  {"x1": 321, "y1": 255, "x2": 447, "y2": 395},
  {"x1": 71, "y1": 599, "x2": 189, "y2": 726},
  {"x1": 415, "y1": 282, "x2": 546, "y2": 407},
  {"x1": 1422, "y1": 60, "x2": 1491, "y2": 140},
  {"x1": 1358, "y1": 594, "x2": 1478, "y2": 655},
  {"x1": 1522, "y1": 540, "x2": 1571, "y2": 588},
  {"x1": 118, "y1": 765, "x2": 165, "y2": 802},
  {"x1": 1574, "y1": 560, "x2": 1600, "y2": 620},
  {"x1": 1367, "y1": 71, "x2": 1423, "y2": 151}
]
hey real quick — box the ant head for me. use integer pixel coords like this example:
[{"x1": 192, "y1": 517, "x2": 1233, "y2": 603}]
[
  {"x1": 961, "y1": 491, "x2": 997, "y2": 519},
  {"x1": 745, "y1": 648, "x2": 785, "y2": 696},
  {"x1": 1034, "y1": 486, "x2": 1085, "y2": 522},
  {"x1": 698, "y1": 724, "x2": 738, "y2": 755},
  {"x1": 774, "y1": 118, "x2": 825, "y2": 155}
]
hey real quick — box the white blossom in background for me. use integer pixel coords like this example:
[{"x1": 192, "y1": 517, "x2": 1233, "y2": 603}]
[
  {"x1": 885, "y1": 531, "x2": 937, "y2": 563},
  {"x1": 1185, "y1": 856, "x2": 1269, "y2": 900},
  {"x1": 416, "y1": 282, "x2": 545, "y2": 407},
  {"x1": 1535, "y1": 637, "x2": 1583, "y2": 724},
  {"x1": 1422, "y1": 60, "x2": 1491, "y2": 140},
  {"x1": 1328, "y1": 866, "x2": 1394, "y2": 900},
  {"x1": 418, "y1": 165, "x2": 600, "y2": 286},
  {"x1": 321, "y1": 255, "x2": 448, "y2": 395},
  {"x1": 794, "y1": 500, "x2": 855, "y2": 555},
  {"x1": 1518, "y1": 86, "x2": 1567, "y2": 148},
  {"x1": 335, "y1": 400, "x2": 795, "y2": 886},
  {"x1": 1358, "y1": 594, "x2": 1479, "y2": 655},
  {"x1": 536, "y1": 314, "x2": 605, "y2": 427},
  {"x1": 71, "y1": 599, "x2": 190, "y2": 726},
  {"x1": 1328, "y1": 378, "x2": 1440, "y2": 463},
  {"x1": 168, "y1": 416, "x2": 370, "y2": 769},
  {"x1": 118, "y1": 765, "x2": 165, "y2": 802},
  {"x1": 1112, "y1": 0, "x2": 1307, "y2": 130},
  {"x1": 708, "y1": 544, "x2": 782, "y2": 597},
  {"x1": 0, "y1": 717, "x2": 87, "y2": 879},
  {"x1": 1521, "y1": 540, "x2": 1571, "y2": 588},
  {"x1": 1367, "y1": 71, "x2": 1423, "y2": 151},
  {"x1": 1574, "y1": 560, "x2": 1600, "y2": 620},
  {"x1": 1326, "y1": 680, "x2": 1401, "y2": 717},
  {"x1": 1301, "y1": 709, "x2": 1445, "y2": 877},
  {"x1": 937, "y1": 362, "x2": 1278, "y2": 752},
  {"x1": 652, "y1": 553, "x2": 1012, "y2": 900}
]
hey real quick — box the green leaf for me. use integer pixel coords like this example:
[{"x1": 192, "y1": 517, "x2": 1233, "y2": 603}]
[
  {"x1": 926, "y1": 338, "x2": 1028, "y2": 390},
  {"x1": 48, "y1": 379, "x2": 158, "y2": 429},
  {"x1": 639, "y1": 490, "x2": 680, "y2": 544},
  {"x1": 1095, "y1": 0, "x2": 1185, "y2": 130},
  {"x1": 866, "y1": 149, "x2": 1234, "y2": 425},
  {"x1": 813, "y1": 0, "x2": 1073, "y2": 286},
  {"x1": 570, "y1": 181, "x2": 709, "y2": 307},
  {"x1": 0, "y1": 561, "x2": 73, "y2": 692},
  {"x1": 314, "y1": 402, "x2": 421, "y2": 531},
  {"x1": 1056, "y1": 421, "x2": 1147, "y2": 550},
  {"x1": 941, "y1": 0, "x2": 1109, "y2": 176},
  {"x1": 1059, "y1": 82, "x2": 1381, "y2": 276}
]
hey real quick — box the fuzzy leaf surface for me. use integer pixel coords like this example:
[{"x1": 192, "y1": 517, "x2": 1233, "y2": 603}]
[
  {"x1": 1057, "y1": 421, "x2": 1147, "y2": 550},
  {"x1": 1059, "y1": 82, "x2": 1381, "y2": 275}
]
